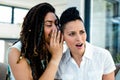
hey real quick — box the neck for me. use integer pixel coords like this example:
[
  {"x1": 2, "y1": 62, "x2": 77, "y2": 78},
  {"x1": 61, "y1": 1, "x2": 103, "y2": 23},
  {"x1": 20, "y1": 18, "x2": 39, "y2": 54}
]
[{"x1": 70, "y1": 52, "x2": 84, "y2": 67}]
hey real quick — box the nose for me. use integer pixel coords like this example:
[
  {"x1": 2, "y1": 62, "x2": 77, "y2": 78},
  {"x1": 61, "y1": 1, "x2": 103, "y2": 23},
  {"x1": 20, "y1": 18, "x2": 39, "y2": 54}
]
[
  {"x1": 52, "y1": 23, "x2": 57, "y2": 30},
  {"x1": 76, "y1": 34, "x2": 82, "y2": 41}
]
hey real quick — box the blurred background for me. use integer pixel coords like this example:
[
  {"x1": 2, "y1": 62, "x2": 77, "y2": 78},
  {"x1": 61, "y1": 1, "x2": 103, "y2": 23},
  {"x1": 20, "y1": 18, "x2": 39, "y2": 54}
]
[{"x1": 0, "y1": 0, "x2": 120, "y2": 64}]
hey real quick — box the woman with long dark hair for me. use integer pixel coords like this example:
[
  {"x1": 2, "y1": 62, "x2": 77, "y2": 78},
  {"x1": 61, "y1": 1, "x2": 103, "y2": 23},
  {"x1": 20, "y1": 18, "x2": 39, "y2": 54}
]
[{"x1": 8, "y1": 2, "x2": 63, "y2": 80}]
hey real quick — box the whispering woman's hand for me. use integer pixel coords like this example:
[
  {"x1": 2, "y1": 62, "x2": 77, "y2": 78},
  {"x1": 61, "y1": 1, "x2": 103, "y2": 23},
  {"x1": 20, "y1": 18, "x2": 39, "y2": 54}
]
[{"x1": 46, "y1": 29, "x2": 63, "y2": 60}]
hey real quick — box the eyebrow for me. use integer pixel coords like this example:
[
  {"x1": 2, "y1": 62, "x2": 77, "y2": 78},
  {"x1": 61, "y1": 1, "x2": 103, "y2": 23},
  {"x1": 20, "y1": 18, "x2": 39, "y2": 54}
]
[
  {"x1": 44, "y1": 19, "x2": 58, "y2": 23},
  {"x1": 44, "y1": 20, "x2": 53, "y2": 23}
]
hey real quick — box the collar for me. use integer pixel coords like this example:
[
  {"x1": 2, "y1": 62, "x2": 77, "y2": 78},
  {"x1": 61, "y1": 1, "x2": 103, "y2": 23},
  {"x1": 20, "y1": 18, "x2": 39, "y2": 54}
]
[
  {"x1": 61, "y1": 48, "x2": 71, "y2": 64},
  {"x1": 83, "y1": 41, "x2": 93, "y2": 60}
]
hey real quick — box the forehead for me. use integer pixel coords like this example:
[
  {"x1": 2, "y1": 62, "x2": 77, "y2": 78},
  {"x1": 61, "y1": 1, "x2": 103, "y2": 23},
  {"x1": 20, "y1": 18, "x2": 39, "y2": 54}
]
[
  {"x1": 44, "y1": 12, "x2": 57, "y2": 22},
  {"x1": 64, "y1": 20, "x2": 85, "y2": 31}
]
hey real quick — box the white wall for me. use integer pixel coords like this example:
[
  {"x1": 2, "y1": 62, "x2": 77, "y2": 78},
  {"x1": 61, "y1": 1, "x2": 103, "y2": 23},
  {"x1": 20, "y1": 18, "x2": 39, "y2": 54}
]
[
  {"x1": 0, "y1": 0, "x2": 67, "y2": 9},
  {"x1": 66, "y1": 0, "x2": 85, "y2": 21},
  {"x1": 0, "y1": 23, "x2": 21, "y2": 39}
]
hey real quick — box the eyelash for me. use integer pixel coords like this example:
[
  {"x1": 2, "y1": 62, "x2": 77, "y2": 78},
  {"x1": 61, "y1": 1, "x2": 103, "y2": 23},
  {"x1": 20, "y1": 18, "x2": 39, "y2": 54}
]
[
  {"x1": 69, "y1": 31, "x2": 85, "y2": 36},
  {"x1": 69, "y1": 33, "x2": 75, "y2": 36},
  {"x1": 46, "y1": 24, "x2": 52, "y2": 27},
  {"x1": 80, "y1": 31, "x2": 85, "y2": 34},
  {"x1": 45, "y1": 20, "x2": 59, "y2": 27}
]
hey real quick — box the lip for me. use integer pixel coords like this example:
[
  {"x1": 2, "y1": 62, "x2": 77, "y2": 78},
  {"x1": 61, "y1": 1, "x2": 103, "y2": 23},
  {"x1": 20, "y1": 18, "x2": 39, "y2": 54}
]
[{"x1": 75, "y1": 43, "x2": 83, "y2": 49}]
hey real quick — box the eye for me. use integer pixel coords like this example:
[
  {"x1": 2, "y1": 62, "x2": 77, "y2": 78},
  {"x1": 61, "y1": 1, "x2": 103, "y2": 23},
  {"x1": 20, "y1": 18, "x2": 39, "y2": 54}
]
[
  {"x1": 69, "y1": 32, "x2": 75, "y2": 36},
  {"x1": 46, "y1": 24, "x2": 52, "y2": 27},
  {"x1": 45, "y1": 22, "x2": 52, "y2": 27},
  {"x1": 79, "y1": 30, "x2": 85, "y2": 34}
]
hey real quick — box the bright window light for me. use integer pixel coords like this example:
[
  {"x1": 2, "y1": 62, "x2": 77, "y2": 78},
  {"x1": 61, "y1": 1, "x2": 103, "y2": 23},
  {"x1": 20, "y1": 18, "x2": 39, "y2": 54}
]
[
  {"x1": 14, "y1": 8, "x2": 28, "y2": 24},
  {"x1": 0, "y1": 6, "x2": 12, "y2": 23}
]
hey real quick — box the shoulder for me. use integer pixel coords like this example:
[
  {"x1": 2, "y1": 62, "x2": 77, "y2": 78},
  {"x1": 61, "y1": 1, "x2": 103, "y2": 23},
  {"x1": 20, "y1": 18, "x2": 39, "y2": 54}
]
[
  {"x1": 8, "y1": 47, "x2": 32, "y2": 79},
  {"x1": 86, "y1": 42, "x2": 116, "y2": 73},
  {"x1": 11, "y1": 41, "x2": 22, "y2": 51},
  {"x1": 8, "y1": 41, "x2": 28, "y2": 69},
  {"x1": 8, "y1": 47, "x2": 20, "y2": 63},
  {"x1": 87, "y1": 42, "x2": 110, "y2": 56},
  {"x1": 85, "y1": 42, "x2": 112, "y2": 63},
  {"x1": 8, "y1": 41, "x2": 22, "y2": 63}
]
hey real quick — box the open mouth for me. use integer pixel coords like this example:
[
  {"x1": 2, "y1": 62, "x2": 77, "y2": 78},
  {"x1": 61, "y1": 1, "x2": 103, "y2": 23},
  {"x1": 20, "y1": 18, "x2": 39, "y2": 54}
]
[{"x1": 76, "y1": 43, "x2": 83, "y2": 48}]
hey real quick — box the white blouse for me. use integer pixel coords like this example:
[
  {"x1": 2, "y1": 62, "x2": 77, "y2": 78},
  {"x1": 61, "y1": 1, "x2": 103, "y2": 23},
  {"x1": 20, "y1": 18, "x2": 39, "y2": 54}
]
[{"x1": 55, "y1": 42, "x2": 116, "y2": 80}]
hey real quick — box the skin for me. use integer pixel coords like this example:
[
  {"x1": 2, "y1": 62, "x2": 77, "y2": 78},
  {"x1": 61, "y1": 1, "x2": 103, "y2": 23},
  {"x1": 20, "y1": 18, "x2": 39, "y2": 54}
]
[
  {"x1": 44, "y1": 12, "x2": 59, "y2": 44},
  {"x1": 63, "y1": 19, "x2": 115, "y2": 80},
  {"x1": 8, "y1": 12, "x2": 63, "y2": 80},
  {"x1": 63, "y1": 20, "x2": 86, "y2": 66}
]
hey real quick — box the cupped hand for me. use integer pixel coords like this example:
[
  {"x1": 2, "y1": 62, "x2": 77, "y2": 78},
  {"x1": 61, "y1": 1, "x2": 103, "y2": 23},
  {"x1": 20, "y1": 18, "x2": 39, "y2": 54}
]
[{"x1": 46, "y1": 29, "x2": 63, "y2": 60}]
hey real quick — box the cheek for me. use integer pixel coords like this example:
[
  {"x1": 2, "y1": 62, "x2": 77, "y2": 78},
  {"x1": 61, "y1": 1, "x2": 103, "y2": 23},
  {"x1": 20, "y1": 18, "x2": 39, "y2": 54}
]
[
  {"x1": 64, "y1": 36, "x2": 73, "y2": 45},
  {"x1": 44, "y1": 28, "x2": 51, "y2": 37},
  {"x1": 84, "y1": 34, "x2": 87, "y2": 41}
]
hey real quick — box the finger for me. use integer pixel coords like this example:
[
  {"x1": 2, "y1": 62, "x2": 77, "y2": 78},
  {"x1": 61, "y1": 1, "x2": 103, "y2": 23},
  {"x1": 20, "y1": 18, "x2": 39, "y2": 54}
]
[
  {"x1": 53, "y1": 29, "x2": 57, "y2": 42},
  {"x1": 56, "y1": 30, "x2": 60, "y2": 43},
  {"x1": 60, "y1": 34, "x2": 63, "y2": 44},
  {"x1": 50, "y1": 30, "x2": 54, "y2": 43}
]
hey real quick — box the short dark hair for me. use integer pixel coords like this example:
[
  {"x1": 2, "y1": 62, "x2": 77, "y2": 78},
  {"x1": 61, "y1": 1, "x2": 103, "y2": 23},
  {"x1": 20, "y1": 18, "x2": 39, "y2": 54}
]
[{"x1": 60, "y1": 7, "x2": 83, "y2": 32}]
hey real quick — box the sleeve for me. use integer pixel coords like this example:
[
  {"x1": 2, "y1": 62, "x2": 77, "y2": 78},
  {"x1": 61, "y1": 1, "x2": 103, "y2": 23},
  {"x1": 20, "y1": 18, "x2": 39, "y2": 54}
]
[{"x1": 103, "y1": 50, "x2": 116, "y2": 74}]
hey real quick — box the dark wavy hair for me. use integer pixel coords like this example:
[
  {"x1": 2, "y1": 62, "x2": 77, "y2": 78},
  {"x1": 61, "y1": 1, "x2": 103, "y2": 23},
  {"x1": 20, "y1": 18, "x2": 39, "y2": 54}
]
[
  {"x1": 17, "y1": 2, "x2": 57, "y2": 80},
  {"x1": 60, "y1": 7, "x2": 83, "y2": 33}
]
